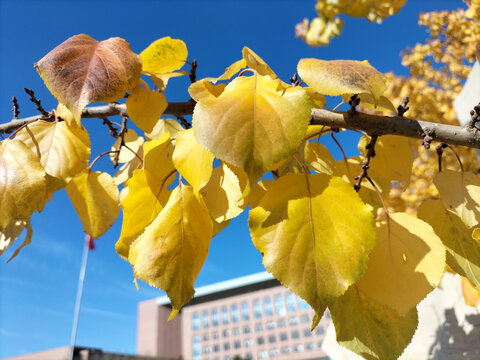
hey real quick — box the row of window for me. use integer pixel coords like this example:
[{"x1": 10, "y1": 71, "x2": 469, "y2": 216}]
[
  {"x1": 194, "y1": 341, "x2": 323, "y2": 360},
  {"x1": 192, "y1": 294, "x2": 312, "y2": 330}
]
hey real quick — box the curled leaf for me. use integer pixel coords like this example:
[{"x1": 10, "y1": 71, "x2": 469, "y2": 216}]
[{"x1": 141, "y1": 37, "x2": 188, "y2": 76}]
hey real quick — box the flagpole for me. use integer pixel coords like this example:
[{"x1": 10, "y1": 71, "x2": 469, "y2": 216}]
[{"x1": 68, "y1": 236, "x2": 90, "y2": 360}]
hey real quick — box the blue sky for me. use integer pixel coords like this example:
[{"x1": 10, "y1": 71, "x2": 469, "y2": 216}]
[{"x1": 0, "y1": 0, "x2": 467, "y2": 357}]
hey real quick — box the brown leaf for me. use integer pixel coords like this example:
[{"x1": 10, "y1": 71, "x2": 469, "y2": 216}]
[{"x1": 36, "y1": 34, "x2": 142, "y2": 120}]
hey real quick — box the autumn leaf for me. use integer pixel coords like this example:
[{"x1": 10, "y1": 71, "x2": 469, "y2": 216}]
[
  {"x1": 145, "y1": 117, "x2": 184, "y2": 141},
  {"x1": 55, "y1": 103, "x2": 79, "y2": 127},
  {"x1": 249, "y1": 173, "x2": 375, "y2": 314},
  {"x1": 143, "y1": 133, "x2": 176, "y2": 191},
  {"x1": 16, "y1": 120, "x2": 90, "y2": 182},
  {"x1": 297, "y1": 59, "x2": 387, "y2": 103},
  {"x1": 216, "y1": 59, "x2": 247, "y2": 81},
  {"x1": 193, "y1": 73, "x2": 312, "y2": 183},
  {"x1": 172, "y1": 129, "x2": 214, "y2": 196},
  {"x1": 65, "y1": 171, "x2": 119, "y2": 238},
  {"x1": 128, "y1": 184, "x2": 213, "y2": 315},
  {"x1": 461, "y1": 276, "x2": 480, "y2": 307},
  {"x1": 152, "y1": 71, "x2": 189, "y2": 92},
  {"x1": 329, "y1": 285, "x2": 418, "y2": 360},
  {"x1": 189, "y1": 79, "x2": 226, "y2": 103},
  {"x1": 356, "y1": 212, "x2": 445, "y2": 316},
  {"x1": 36, "y1": 34, "x2": 142, "y2": 120},
  {"x1": 116, "y1": 169, "x2": 170, "y2": 259},
  {"x1": 434, "y1": 170, "x2": 480, "y2": 228},
  {"x1": 304, "y1": 142, "x2": 335, "y2": 175},
  {"x1": 140, "y1": 37, "x2": 188, "y2": 76},
  {"x1": 0, "y1": 139, "x2": 47, "y2": 228},
  {"x1": 418, "y1": 199, "x2": 480, "y2": 290},
  {"x1": 242, "y1": 47, "x2": 278, "y2": 79},
  {"x1": 126, "y1": 85, "x2": 168, "y2": 133},
  {"x1": 0, "y1": 219, "x2": 32, "y2": 262},
  {"x1": 110, "y1": 129, "x2": 144, "y2": 165}
]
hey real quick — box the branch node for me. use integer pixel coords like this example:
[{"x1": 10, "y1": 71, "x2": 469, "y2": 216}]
[
  {"x1": 397, "y1": 97, "x2": 410, "y2": 117},
  {"x1": 12, "y1": 97, "x2": 20, "y2": 119},
  {"x1": 354, "y1": 135, "x2": 378, "y2": 192},
  {"x1": 468, "y1": 102, "x2": 480, "y2": 129},
  {"x1": 348, "y1": 94, "x2": 360, "y2": 115},
  {"x1": 290, "y1": 73, "x2": 300, "y2": 86},
  {"x1": 24, "y1": 88, "x2": 50, "y2": 118},
  {"x1": 189, "y1": 59, "x2": 198, "y2": 83}
]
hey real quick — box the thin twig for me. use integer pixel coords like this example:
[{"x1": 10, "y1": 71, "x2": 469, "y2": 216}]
[
  {"x1": 436, "y1": 143, "x2": 447, "y2": 172},
  {"x1": 354, "y1": 135, "x2": 378, "y2": 192},
  {"x1": 445, "y1": 144, "x2": 464, "y2": 172},
  {"x1": 24, "y1": 88, "x2": 50, "y2": 118},
  {"x1": 12, "y1": 97, "x2": 19, "y2": 119},
  {"x1": 87, "y1": 150, "x2": 119, "y2": 171},
  {"x1": 177, "y1": 115, "x2": 192, "y2": 129},
  {"x1": 189, "y1": 59, "x2": 198, "y2": 83}
]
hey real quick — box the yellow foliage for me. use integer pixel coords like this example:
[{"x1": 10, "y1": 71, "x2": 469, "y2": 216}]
[
  {"x1": 140, "y1": 37, "x2": 188, "y2": 76},
  {"x1": 126, "y1": 85, "x2": 168, "y2": 133}
]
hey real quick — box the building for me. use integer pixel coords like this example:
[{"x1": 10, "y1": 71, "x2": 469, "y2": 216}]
[{"x1": 137, "y1": 272, "x2": 331, "y2": 360}]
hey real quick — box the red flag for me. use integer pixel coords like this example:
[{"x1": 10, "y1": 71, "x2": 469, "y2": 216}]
[{"x1": 85, "y1": 234, "x2": 95, "y2": 250}]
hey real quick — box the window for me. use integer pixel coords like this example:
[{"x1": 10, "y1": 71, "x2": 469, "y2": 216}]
[
  {"x1": 193, "y1": 335, "x2": 201, "y2": 356},
  {"x1": 212, "y1": 309, "x2": 219, "y2": 327},
  {"x1": 203, "y1": 334, "x2": 210, "y2": 341},
  {"x1": 224, "y1": 343, "x2": 230, "y2": 351},
  {"x1": 234, "y1": 340, "x2": 241, "y2": 349},
  {"x1": 214, "y1": 345, "x2": 220, "y2": 353},
  {"x1": 297, "y1": 296, "x2": 310, "y2": 310},
  {"x1": 306, "y1": 343, "x2": 315, "y2": 350},
  {"x1": 222, "y1": 306, "x2": 229, "y2": 325},
  {"x1": 301, "y1": 314, "x2": 309, "y2": 323},
  {"x1": 291, "y1": 330, "x2": 300, "y2": 339},
  {"x1": 231, "y1": 304, "x2": 239, "y2": 323},
  {"x1": 316, "y1": 327, "x2": 325, "y2": 335},
  {"x1": 223, "y1": 329, "x2": 230, "y2": 337},
  {"x1": 242, "y1": 301, "x2": 250, "y2": 320},
  {"x1": 204, "y1": 346, "x2": 211, "y2": 354},
  {"x1": 304, "y1": 329, "x2": 312, "y2": 337},
  {"x1": 213, "y1": 332, "x2": 219, "y2": 339},
  {"x1": 274, "y1": 294, "x2": 286, "y2": 316},
  {"x1": 268, "y1": 334, "x2": 276, "y2": 343},
  {"x1": 253, "y1": 299, "x2": 262, "y2": 318},
  {"x1": 269, "y1": 348, "x2": 279, "y2": 357},
  {"x1": 245, "y1": 353, "x2": 253, "y2": 360},
  {"x1": 289, "y1": 317, "x2": 298, "y2": 325},
  {"x1": 294, "y1": 344, "x2": 304, "y2": 352},
  {"x1": 244, "y1": 326, "x2": 251, "y2": 334},
  {"x1": 285, "y1": 293, "x2": 296, "y2": 312},
  {"x1": 318, "y1": 341, "x2": 323, "y2": 348},
  {"x1": 263, "y1": 297, "x2": 273, "y2": 316},
  {"x1": 266, "y1": 321, "x2": 275, "y2": 329},
  {"x1": 280, "y1": 332, "x2": 287, "y2": 341},
  {"x1": 203, "y1": 310, "x2": 210, "y2": 328},
  {"x1": 233, "y1": 327, "x2": 240, "y2": 336},
  {"x1": 193, "y1": 312, "x2": 200, "y2": 331},
  {"x1": 277, "y1": 319, "x2": 286, "y2": 328},
  {"x1": 257, "y1": 337, "x2": 265, "y2": 345},
  {"x1": 255, "y1": 323, "x2": 263, "y2": 332},
  {"x1": 245, "y1": 339, "x2": 253, "y2": 348},
  {"x1": 258, "y1": 350, "x2": 268, "y2": 359},
  {"x1": 281, "y1": 346, "x2": 291, "y2": 354}
]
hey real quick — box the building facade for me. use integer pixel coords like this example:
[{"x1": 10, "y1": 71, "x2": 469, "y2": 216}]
[{"x1": 137, "y1": 272, "x2": 331, "y2": 360}]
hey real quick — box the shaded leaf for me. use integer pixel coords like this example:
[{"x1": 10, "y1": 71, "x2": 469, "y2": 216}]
[
  {"x1": 189, "y1": 79, "x2": 226, "y2": 103},
  {"x1": 0, "y1": 219, "x2": 28, "y2": 258},
  {"x1": 113, "y1": 155, "x2": 143, "y2": 186},
  {"x1": 110, "y1": 129, "x2": 144, "y2": 164},
  {"x1": 434, "y1": 170, "x2": 480, "y2": 228},
  {"x1": 6, "y1": 220, "x2": 33, "y2": 262},
  {"x1": 55, "y1": 102, "x2": 79, "y2": 127},
  {"x1": 249, "y1": 173, "x2": 375, "y2": 314},
  {"x1": 298, "y1": 59, "x2": 387, "y2": 103},
  {"x1": 418, "y1": 199, "x2": 480, "y2": 289},
  {"x1": 143, "y1": 133, "x2": 176, "y2": 191},
  {"x1": 461, "y1": 276, "x2": 480, "y2": 307},
  {"x1": 0, "y1": 139, "x2": 47, "y2": 228},
  {"x1": 126, "y1": 86, "x2": 168, "y2": 133},
  {"x1": 247, "y1": 180, "x2": 273, "y2": 209},
  {"x1": 193, "y1": 73, "x2": 312, "y2": 183},
  {"x1": 356, "y1": 212, "x2": 445, "y2": 316},
  {"x1": 36, "y1": 34, "x2": 142, "y2": 120},
  {"x1": 141, "y1": 37, "x2": 188, "y2": 76},
  {"x1": 145, "y1": 117, "x2": 184, "y2": 141},
  {"x1": 305, "y1": 142, "x2": 335, "y2": 175},
  {"x1": 330, "y1": 285, "x2": 418, "y2": 360},
  {"x1": 152, "y1": 70, "x2": 189, "y2": 92},
  {"x1": 65, "y1": 171, "x2": 119, "y2": 238},
  {"x1": 128, "y1": 184, "x2": 213, "y2": 314},
  {"x1": 16, "y1": 120, "x2": 90, "y2": 182}
]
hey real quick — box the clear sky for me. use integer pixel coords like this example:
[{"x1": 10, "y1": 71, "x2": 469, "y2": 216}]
[{"x1": 0, "y1": 0, "x2": 466, "y2": 358}]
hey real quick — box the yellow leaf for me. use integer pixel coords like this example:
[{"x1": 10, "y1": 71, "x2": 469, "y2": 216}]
[
  {"x1": 110, "y1": 129, "x2": 144, "y2": 164},
  {"x1": 200, "y1": 162, "x2": 248, "y2": 222},
  {"x1": 418, "y1": 199, "x2": 480, "y2": 290},
  {"x1": 55, "y1": 102, "x2": 79, "y2": 127},
  {"x1": 143, "y1": 134, "x2": 176, "y2": 190},
  {"x1": 0, "y1": 219, "x2": 29, "y2": 259},
  {"x1": 358, "y1": 135, "x2": 413, "y2": 189},
  {"x1": 145, "y1": 117, "x2": 184, "y2": 141},
  {"x1": 247, "y1": 180, "x2": 273, "y2": 209},
  {"x1": 152, "y1": 70, "x2": 189, "y2": 92},
  {"x1": 128, "y1": 184, "x2": 213, "y2": 313},
  {"x1": 36, "y1": 34, "x2": 142, "y2": 121},
  {"x1": 269, "y1": 143, "x2": 306, "y2": 177},
  {"x1": 249, "y1": 173, "x2": 375, "y2": 314},
  {"x1": 172, "y1": 129, "x2": 214, "y2": 196},
  {"x1": 126, "y1": 86, "x2": 168, "y2": 133},
  {"x1": 305, "y1": 88, "x2": 327, "y2": 109},
  {"x1": 434, "y1": 170, "x2": 480, "y2": 228},
  {"x1": 242, "y1": 47, "x2": 278, "y2": 79},
  {"x1": 188, "y1": 79, "x2": 226, "y2": 103},
  {"x1": 113, "y1": 156, "x2": 143, "y2": 186},
  {"x1": 16, "y1": 120, "x2": 90, "y2": 182},
  {"x1": 329, "y1": 285, "x2": 418, "y2": 360},
  {"x1": 0, "y1": 139, "x2": 47, "y2": 228},
  {"x1": 216, "y1": 58, "x2": 247, "y2": 81},
  {"x1": 356, "y1": 212, "x2": 445, "y2": 316},
  {"x1": 305, "y1": 142, "x2": 335, "y2": 175},
  {"x1": 193, "y1": 73, "x2": 312, "y2": 183},
  {"x1": 116, "y1": 169, "x2": 170, "y2": 259},
  {"x1": 461, "y1": 276, "x2": 480, "y2": 307},
  {"x1": 297, "y1": 59, "x2": 387, "y2": 103},
  {"x1": 65, "y1": 171, "x2": 119, "y2": 238},
  {"x1": 6, "y1": 220, "x2": 33, "y2": 263},
  {"x1": 140, "y1": 37, "x2": 188, "y2": 76},
  {"x1": 304, "y1": 125, "x2": 330, "y2": 140}
]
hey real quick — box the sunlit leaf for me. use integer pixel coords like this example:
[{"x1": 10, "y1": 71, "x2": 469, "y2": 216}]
[
  {"x1": 113, "y1": 155, "x2": 143, "y2": 186},
  {"x1": 6, "y1": 220, "x2": 33, "y2": 262},
  {"x1": 242, "y1": 47, "x2": 278, "y2": 79},
  {"x1": 128, "y1": 184, "x2": 213, "y2": 314},
  {"x1": 172, "y1": 129, "x2": 214, "y2": 196},
  {"x1": 116, "y1": 169, "x2": 170, "y2": 259},
  {"x1": 145, "y1": 117, "x2": 184, "y2": 141},
  {"x1": 16, "y1": 120, "x2": 90, "y2": 182},
  {"x1": 126, "y1": 86, "x2": 168, "y2": 133},
  {"x1": 249, "y1": 173, "x2": 375, "y2": 314},
  {"x1": 305, "y1": 88, "x2": 327, "y2": 109},
  {"x1": 356, "y1": 212, "x2": 445, "y2": 316},
  {"x1": 298, "y1": 59, "x2": 387, "y2": 103},
  {"x1": 193, "y1": 73, "x2": 312, "y2": 183},
  {"x1": 434, "y1": 170, "x2": 480, "y2": 228},
  {"x1": 330, "y1": 285, "x2": 418, "y2": 360},
  {"x1": 0, "y1": 219, "x2": 29, "y2": 259},
  {"x1": 216, "y1": 58, "x2": 247, "y2": 81},
  {"x1": 358, "y1": 135, "x2": 413, "y2": 189},
  {"x1": 143, "y1": 133, "x2": 176, "y2": 190},
  {"x1": 152, "y1": 70, "x2": 189, "y2": 92},
  {"x1": 140, "y1": 37, "x2": 188, "y2": 76},
  {"x1": 200, "y1": 162, "x2": 248, "y2": 222},
  {"x1": 305, "y1": 142, "x2": 335, "y2": 175},
  {"x1": 36, "y1": 34, "x2": 142, "y2": 120},
  {"x1": 65, "y1": 171, "x2": 119, "y2": 238},
  {"x1": 110, "y1": 129, "x2": 144, "y2": 164},
  {"x1": 189, "y1": 79, "x2": 226, "y2": 103},
  {"x1": 418, "y1": 199, "x2": 480, "y2": 289},
  {"x1": 55, "y1": 102, "x2": 79, "y2": 128},
  {"x1": 0, "y1": 139, "x2": 47, "y2": 228},
  {"x1": 461, "y1": 276, "x2": 480, "y2": 307}
]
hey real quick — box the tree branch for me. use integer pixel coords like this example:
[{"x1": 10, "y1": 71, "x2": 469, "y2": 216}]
[{"x1": 311, "y1": 109, "x2": 480, "y2": 149}]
